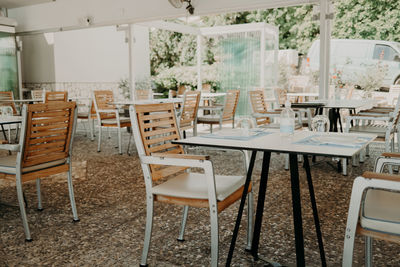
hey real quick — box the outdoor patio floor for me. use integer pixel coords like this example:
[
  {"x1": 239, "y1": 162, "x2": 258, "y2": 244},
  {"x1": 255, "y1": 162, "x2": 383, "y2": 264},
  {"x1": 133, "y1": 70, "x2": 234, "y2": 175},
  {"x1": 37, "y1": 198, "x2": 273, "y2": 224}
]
[{"x1": 1, "y1": 126, "x2": 400, "y2": 266}]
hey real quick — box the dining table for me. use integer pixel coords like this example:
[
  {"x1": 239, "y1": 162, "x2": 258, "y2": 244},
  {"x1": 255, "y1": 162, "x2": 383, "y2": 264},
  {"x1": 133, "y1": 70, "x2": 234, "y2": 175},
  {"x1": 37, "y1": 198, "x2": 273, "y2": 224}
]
[
  {"x1": 173, "y1": 129, "x2": 376, "y2": 266},
  {"x1": 0, "y1": 115, "x2": 23, "y2": 143}
]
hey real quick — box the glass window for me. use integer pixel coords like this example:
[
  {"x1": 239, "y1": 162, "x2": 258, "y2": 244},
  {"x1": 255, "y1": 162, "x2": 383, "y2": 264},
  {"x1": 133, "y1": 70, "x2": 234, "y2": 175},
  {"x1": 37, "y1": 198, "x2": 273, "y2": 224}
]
[{"x1": 373, "y1": 44, "x2": 399, "y2": 61}]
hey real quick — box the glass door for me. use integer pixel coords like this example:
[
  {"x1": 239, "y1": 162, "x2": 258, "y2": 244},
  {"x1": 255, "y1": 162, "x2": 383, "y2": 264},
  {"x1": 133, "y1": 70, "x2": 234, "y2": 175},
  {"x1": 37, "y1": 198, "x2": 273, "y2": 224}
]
[{"x1": 0, "y1": 29, "x2": 18, "y2": 99}]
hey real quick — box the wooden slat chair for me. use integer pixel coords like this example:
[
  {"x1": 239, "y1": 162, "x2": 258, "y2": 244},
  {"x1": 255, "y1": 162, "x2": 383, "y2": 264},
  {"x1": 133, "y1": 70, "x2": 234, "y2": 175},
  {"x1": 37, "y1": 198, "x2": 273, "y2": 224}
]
[
  {"x1": 250, "y1": 89, "x2": 303, "y2": 129},
  {"x1": 0, "y1": 91, "x2": 18, "y2": 115},
  {"x1": 135, "y1": 89, "x2": 152, "y2": 100},
  {"x1": 178, "y1": 90, "x2": 200, "y2": 137},
  {"x1": 197, "y1": 89, "x2": 240, "y2": 133},
  {"x1": 45, "y1": 91, "x2": 68, "y2": 103},
  {"x1": 343, "y1": 153, "x2": 400, "y2": 266},
  {"x1": 345, "y1": 90, "x2": 400, "y2": 154},
  {"x1": 76, "y1": 99, "x2": 96, "y2": 141},
  {"x1": 0, "y1": 102, "x2": 79, "y2": 241},
  {"x1": 93, "y1": 90, "x2": 131, "y2": 154},
  {"x1": 31, "y1": 89, "x2": 45, "y2": 102},
  {"x1": 130, "y1": 103, "x2": 253, "y2": 267}
]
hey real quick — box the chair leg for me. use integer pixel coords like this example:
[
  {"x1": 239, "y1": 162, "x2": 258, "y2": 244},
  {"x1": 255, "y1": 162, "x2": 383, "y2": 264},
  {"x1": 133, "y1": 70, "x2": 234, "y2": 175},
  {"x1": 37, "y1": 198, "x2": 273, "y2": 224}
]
[
  {"x1": 246, "y1": 191, "x2": 254, "y2": 250},
  {"x1": 210, "y1": 204, "x2": 219, "y2": 267},
  {"x1": 141, "y1": 195, "x2": 154, "y2": 267},
  {"x1": 90, "y1": 118, "x2": 95, "y2": 141},
  {"x1": 177, "y1": 205, "x2": 189, "y2": 241},
  {"x1": 97, "y1": 127, "x2": 102, "y2": 152},
  {"x1": 342, "y1": 158, "x2": 347, "y2": 176},
  {"x1": 365, "y1": 236, "x2": 373, "y2": 267},
  {"x1": 117, "y1": 126, "x2": 122, "y2": 155},
  {"x1": 67, "y1": 163, "x2": 79, "y2": 221},
  {"x1": 210, "y1": 124, "x2": 213, "y2": 133},
  {"x1": 36, "y1": 179, "x2": 43, "y2": 211},
  {"x1": 16, "y1": 176, "x2": 32, "y2": 241},
  {"x1": 284, "y1": 154, "x2": 289, "y2": 170},
  {"x1": 342, "y1": 177, "x2": 367, "y2": 266}
]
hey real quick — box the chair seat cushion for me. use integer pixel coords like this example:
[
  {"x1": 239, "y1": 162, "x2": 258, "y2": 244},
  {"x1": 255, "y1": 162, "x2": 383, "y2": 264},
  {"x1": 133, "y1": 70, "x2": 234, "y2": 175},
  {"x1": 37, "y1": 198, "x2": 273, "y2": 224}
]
[
  {"x1": 360, "y1": 189, "x2": 400, "y2": 235},
  {"x1": 197, "y1": 115, "x2": 222, "y2": 123},
  {"x1": 152, "y1": 172, "x2": 245, "y2": 201},
  {"x1": 0, "y1": 155, "x2": 67, "y2": 175},
  {"x1": 349, "y1": 125, "x2": 388, "y2": 138}
]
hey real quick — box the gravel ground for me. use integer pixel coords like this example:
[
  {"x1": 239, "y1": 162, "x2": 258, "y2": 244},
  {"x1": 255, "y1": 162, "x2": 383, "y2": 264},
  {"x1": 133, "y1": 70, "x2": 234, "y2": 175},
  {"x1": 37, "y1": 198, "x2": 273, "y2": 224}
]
[{"x1": 0, "y1": 128, "x2": 399, "y2": 266}]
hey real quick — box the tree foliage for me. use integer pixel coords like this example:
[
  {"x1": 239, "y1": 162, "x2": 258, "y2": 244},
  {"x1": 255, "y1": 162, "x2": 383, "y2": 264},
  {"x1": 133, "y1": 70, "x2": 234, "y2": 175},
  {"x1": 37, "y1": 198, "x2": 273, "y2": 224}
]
[{"x1": 150, "y1": 0, "x2": 400, "y2": 74}]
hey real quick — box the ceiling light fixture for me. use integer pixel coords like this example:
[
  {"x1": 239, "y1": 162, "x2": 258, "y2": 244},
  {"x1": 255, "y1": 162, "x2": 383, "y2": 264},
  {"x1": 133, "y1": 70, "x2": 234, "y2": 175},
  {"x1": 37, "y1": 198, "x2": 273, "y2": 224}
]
[{"x1": 168, "y1": 0, "x2": 195, "y2": 15}]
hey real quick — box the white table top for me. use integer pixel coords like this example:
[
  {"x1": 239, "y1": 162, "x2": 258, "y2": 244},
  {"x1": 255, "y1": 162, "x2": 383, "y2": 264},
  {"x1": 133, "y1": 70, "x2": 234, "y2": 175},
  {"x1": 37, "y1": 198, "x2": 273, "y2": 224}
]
[
  {"x1": 201, "y1": 92, "x2": 226, "y2": 98},
  {"x1": 1, "y1": 99, "x2": 37, "y2": 103},
  {"x1": 174, "y1": 129, "x2": 376, "y2": 158},
  {"x1": 324, "y1": 99, "x2": 376, "y2": 109},
  {"x1": 112, "y1": 98, "x2": 183, "y2": 106},
  {"x1": 287, "y1": 92, "x2": 319, "y2": 97},
  {"x1": 0, "y1": 115, "x2": 22, "y2": 124}
]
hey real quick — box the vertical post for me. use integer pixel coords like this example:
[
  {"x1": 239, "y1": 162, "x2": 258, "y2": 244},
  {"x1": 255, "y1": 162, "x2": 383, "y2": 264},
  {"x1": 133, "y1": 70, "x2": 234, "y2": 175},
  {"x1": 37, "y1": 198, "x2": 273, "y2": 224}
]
[
  {"x1": 128, "y1": 24, "x2": 135, "y2": 100},
  {"x1": 319, "y1": 0, "x2": 332, "y2": 100},
  {"x1": 197, "y1": 35, "x2": 202, "y2": 91},
  {"x1": 16, "y1": 36, "x2": 23, "y2": 99},
  {"x1": 260, "y1": 27, "x2": 266, "y2": 89}
]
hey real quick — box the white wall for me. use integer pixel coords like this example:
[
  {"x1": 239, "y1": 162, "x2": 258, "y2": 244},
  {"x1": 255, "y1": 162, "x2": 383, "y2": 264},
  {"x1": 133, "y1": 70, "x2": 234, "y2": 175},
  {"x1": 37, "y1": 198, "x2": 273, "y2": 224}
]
[
  {"x1": 21, "y1": 33, "x2": 55, "y2": 82},
  {"x1": 54, "y1": 26, "x2": 129, "y2": 83}
]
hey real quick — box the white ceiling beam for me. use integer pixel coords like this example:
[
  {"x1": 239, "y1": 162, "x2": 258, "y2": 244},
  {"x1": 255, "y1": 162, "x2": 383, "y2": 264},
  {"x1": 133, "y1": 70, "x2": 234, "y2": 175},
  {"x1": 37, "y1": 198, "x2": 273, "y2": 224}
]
[
  {"x1": 138, "y1": 20, "x2": 201, "y2": 35},
  {"x1": 8, "y1": 0, "x2": 319, "y2": 34}
]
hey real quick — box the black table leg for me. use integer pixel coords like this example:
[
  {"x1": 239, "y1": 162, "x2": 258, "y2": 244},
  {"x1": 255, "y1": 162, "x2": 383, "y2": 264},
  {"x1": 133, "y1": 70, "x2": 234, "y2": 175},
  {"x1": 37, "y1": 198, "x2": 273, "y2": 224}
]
[
  {"x1": 251, "y1": 151, "x2": 271, "y2": 260},
  {"x1": 226, "y1": 151, "x2": 257, "y2": 267},
  {"x1": 1, "y1": 124, "x2": 8, "y2": 142},
  {"x1": 303, "y1": 155, "x2": 327, "y2": 267},
  {"x1": 337, "y1": 108, "x2": 343, "y2": 132},
  {"x1": 289, "y1": 153, "x2": 305, "y2": 267}
]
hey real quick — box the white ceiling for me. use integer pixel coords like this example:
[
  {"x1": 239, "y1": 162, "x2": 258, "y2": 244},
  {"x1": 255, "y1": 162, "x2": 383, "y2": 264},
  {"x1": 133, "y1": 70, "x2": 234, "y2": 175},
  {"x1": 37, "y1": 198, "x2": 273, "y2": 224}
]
[{"x1": 0, "y1": 0, "x2": 53, "y2": 9}]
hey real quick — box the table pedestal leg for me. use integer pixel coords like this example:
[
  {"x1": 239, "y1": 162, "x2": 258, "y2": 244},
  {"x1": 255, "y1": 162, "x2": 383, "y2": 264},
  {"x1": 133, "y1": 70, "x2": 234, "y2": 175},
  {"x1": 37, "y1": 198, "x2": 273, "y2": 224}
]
[
  {"x1": 251, "y1": 151, "x2": 271, "y2": 260},
  {"x1": 226, "y1": 151, "x2": 257, "y2": 266},
  {"x1": 303, "y1": 155, "x2": 327, "y2": 267},
  {"x1": 289, "y1": 153, "x2": 305, "y2": 266}
]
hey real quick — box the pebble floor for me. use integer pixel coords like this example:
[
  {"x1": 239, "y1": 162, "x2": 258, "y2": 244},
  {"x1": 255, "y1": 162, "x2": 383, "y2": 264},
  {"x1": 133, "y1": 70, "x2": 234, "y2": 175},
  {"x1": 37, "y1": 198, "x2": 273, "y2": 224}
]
[{"x1": 1, "y1": 128, "x2": 400, "y2": 266}]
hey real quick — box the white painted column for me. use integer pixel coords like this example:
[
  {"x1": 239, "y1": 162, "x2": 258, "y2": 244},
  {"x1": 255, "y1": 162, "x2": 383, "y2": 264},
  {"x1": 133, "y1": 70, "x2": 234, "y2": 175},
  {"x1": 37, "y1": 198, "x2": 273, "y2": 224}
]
[
  {"x1": 260, "y1": 28, "x2": 266, "y2": 89},
  {"x1": 128, "y1": 24, "x2": 151, "y2": 100},
  {"x1": 319, "y1": 0, "x2": 332, "y2": 100},
  {"x1": 197, "y1": 35, "x2": 202, "y2": 91}
]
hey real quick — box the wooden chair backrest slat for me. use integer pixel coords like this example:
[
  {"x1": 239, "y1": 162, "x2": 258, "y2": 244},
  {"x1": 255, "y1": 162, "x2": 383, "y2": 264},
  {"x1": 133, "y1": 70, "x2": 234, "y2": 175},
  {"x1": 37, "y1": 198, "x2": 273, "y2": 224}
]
[
  {"x1": 274, "y1": 88, "x2": 288, "y2": 106},
  {"x1": 222, "y1": 90, "x2": 240, "y2": 119},
  {"x1": 135, "y1": 90, "x2": 151, "y2": 100},
  {"x1": 93, "y1": 90, "x2": 116, "y2": 120},
  {"x1": 31, "y1": 89, "x2": 44, "y2": 101},
  {"x1": 134, "y1": 103, "x2": 187, "y2": 181},
  {"x1": 180, "y1": 91, "x2": 200, "y2": 126},
  {"x1": 249, "y1": 90, "x2": 271, "y2": 125},
  {"x1": 22, "y1": 102, "x2": 76, "y2": 168},
  {"x1": 45, "y1": 91, "x2": 68, "y2": 103},
  {"x1": 0, "y1": 91, "x2": 17, "y2": 115}
]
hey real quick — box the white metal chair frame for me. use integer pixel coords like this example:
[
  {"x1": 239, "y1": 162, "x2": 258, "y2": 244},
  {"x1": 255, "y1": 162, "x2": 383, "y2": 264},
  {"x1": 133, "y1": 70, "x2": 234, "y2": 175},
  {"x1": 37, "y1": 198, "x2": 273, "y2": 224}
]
[
  {"x1": 129, "y1": 103, "x2": 253, "y2": 267},
  {"x1": 343, "y1": 153, "x2": 400, "y2": 266},
  {"x1": 178, "y1": 90, "x2": 201, "y2": 137},
  {"x1": 0, "y1": 102, "x2": 79, "y2": 241},
  {"x1": 93, "y1": 90, "x2": 131, "y2": 154},
  {"x1": 77, "y1": 99, "x2": 95, "y2": 141}
]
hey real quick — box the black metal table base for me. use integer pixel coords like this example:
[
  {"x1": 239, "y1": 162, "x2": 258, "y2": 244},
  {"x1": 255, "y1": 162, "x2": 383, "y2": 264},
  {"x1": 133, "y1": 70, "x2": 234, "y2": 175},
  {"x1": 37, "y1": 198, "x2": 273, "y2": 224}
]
[{"x1": 226, "y1": 152, "x2": 326, "y2": 267}]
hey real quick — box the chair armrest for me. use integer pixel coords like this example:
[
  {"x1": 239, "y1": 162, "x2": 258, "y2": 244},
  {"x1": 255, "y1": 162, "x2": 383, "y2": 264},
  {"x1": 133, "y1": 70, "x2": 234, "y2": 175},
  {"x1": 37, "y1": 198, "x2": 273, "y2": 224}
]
[
  {"x1": 0, "y1": 144, "x2": 20, "y2": 152},
  {"x1": 151, "y1": 153, "x2": 210, "y2": 160},
  {"x1": 381, "y1": 152, "x2": 400, "y2": 158},
  {"x1": 362, "y1": 171, "x2": 400, "y2": 182}
]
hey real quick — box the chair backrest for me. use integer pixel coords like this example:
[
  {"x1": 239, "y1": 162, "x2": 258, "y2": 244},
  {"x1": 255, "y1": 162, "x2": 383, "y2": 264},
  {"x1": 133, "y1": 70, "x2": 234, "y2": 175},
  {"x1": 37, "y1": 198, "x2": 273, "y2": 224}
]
[
  {"x1": 288, "y1": 75, "x2": 310, "y2": 92},
  {"x1": 221, "y1": 90, "x2": 240, "y2": 120},
  {"x1": 93, "y1": 90, "x2": 116, "y2": 120},
  {"x1": 31, "y1": 89, "x2": 45, "y2": 102},
  {"x1": 248, "y1": 89, "x2": 270, "y2": 126},
  {"x1": 390, "y1": 91, "x2": 400, "y2": 127},
  {"x1": 177, "y1": 85, "x2": 187, "y2": 96},
  {"x1": 202, "y1": 83, "x2": 211, "y2": 92},
  {"x1": 180, "y1": 91, "x2": 200, "y2": 127},
  {"x1": 18, "y1": 102, "x2": 77, "y2": 170},
  {"x1": 135, "y1": 89, "x2": 151, "y2": 100},
  {"x1": 273, "y1": 88, "x2": 288, "y2": 106},
  {"x1": 0, "y1": 91, "x2": 17, "y2": 115},
  {"x1": 168, "y1": 90, "x2": 177, "y2": 99},
  {"x1": 130, "y1": 103, "x2": 188, "y2": 181},
  {"x1": 45, "y1": 91, "x2": 68, "y2": 103}
]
